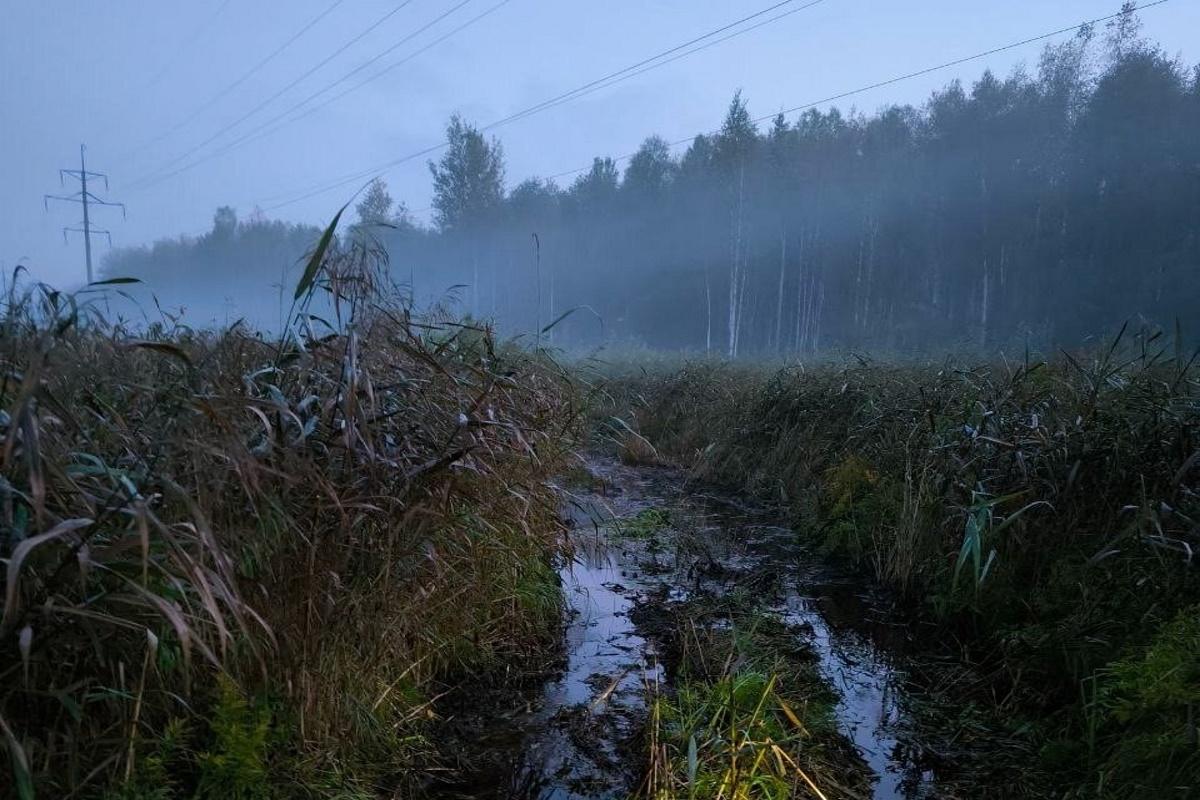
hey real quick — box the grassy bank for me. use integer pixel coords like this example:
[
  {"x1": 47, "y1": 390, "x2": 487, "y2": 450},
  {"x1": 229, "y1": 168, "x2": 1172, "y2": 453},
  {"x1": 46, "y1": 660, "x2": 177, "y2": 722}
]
[
  {"x1": 602, "y1": 340, "x2": 1200, "y2": 796},
  {"x1": 0, "y1": 235, "x2": 580, "y2": 798}
]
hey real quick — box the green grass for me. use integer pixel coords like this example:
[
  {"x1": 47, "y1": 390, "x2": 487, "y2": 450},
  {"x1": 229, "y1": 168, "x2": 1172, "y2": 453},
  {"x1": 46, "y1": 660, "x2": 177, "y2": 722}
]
[
  {"x1": 642, "y1": 595, "x2": 864, "y2": 800},
  {"x1": 602, "y1": 337, "x2": 1200, "y2": 797},
  {"x1": 618, "y1": 507, "x2": 673, "y2": 540}
]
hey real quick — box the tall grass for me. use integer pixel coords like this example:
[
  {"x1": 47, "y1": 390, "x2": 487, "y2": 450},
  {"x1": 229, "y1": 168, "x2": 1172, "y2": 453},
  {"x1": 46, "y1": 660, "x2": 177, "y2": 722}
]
[
  {"x1": 0, "y1": 220, "x2": 579, "y2": 797},
  {"x1": 604, "y1": 332, "x2": 1200, "y2": 795},
  {"x1": 641, "y1": 595, "x2": 864, "y2": 800}
]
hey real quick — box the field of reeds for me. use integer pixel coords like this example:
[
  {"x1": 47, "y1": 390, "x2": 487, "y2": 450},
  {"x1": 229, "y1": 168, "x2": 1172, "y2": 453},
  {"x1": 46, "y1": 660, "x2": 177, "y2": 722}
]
[
  {"x1": 600, "y1": 334, "x2": 1200, "y2": 797},
  {"x1": 0, "y1": 222, "x2": 581, "y2": 798},
  {"x1": 6, "y1": 198, "x2": 1196, "y2": 800}
]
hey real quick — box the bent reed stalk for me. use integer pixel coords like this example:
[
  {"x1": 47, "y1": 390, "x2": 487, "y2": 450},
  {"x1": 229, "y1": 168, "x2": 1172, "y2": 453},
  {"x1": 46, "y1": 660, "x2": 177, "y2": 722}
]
[{"x1": 0, "y1": 215, "x2": 581, "y2": 798}]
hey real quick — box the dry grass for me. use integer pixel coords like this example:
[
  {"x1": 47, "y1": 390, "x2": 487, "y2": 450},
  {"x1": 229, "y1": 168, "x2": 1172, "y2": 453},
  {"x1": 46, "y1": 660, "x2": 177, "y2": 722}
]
[
  {"x1": 0, "y1": 221, "x2": 580, "y2": 797},
  {"x1": 616, "y1": 428, "x2": 662, "y2": 467},
  {"x1": 602, "y1": 335, "x2": 1200, "y2": 796}
]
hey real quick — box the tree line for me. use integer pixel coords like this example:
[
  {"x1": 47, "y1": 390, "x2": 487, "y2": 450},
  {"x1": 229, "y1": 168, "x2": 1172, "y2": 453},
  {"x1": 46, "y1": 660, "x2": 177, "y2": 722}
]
[{"x1": 107, "y1": 7, "x2": 1200, "y2": 353}]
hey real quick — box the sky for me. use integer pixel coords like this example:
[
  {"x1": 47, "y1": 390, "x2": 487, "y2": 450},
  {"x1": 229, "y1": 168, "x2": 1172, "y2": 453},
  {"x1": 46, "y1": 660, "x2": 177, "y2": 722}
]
[{"x1": 2, "y1": 0, "x2": 1197, "y2": 288}]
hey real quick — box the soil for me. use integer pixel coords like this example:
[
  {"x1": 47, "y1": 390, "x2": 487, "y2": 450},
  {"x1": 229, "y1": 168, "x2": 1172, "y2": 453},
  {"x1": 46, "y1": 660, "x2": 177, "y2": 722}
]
[{"x1": 427, "y1": 455, "x2": 1026, "y2": 799}]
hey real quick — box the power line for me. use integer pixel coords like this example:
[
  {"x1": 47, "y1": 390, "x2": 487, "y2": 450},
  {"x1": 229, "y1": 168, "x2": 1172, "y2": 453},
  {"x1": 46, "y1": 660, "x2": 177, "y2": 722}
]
[
  {"x1": 219, "y1": 0, "x2": 514, "y2": 165},
  {"x1": 259, "y1": 0, "x2": 823, "y2": 206},
  {"x1": 115, "y1": 0, "x2": 348, "y2": 165},
  {"x1": 126, "y1": 0, "x2": 419, "y2": 190},
  {"x1": 539, "y1": 0, "x2": 1174, "y2": 182},
  {"x1": 44, "y1": 145, "x2": 127, "y2": 284},
  {"x1": 131, "y1": 0, "x2": 503, "y2": 191},
  {"x1": 482, "y1": 0, "x2": 827, "y2": 133},
  {"x1": 204, "y1": 0, "x2": 1173, "y2": 226},
  {"x1": 764, "y1": 4, "x2": 1172, "y2": 125},
  {"x1": 260, "y1": 0, "x2": 829, "y2": 210},
  {"x1": 127, "y1": 0, "x2": 416, "y2": 188},
  {"x1": 139, "y1": 0, "x2": 234, "y2": 94},
  {"x1": 140, "y1": 0, "x2": 809, "y2": 199}
]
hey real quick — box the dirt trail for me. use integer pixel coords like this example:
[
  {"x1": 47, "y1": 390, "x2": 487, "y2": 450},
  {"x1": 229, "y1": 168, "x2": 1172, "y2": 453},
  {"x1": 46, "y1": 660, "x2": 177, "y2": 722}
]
[{"x1": 440, "y1": 455, "x2": 943, "y2": 798}]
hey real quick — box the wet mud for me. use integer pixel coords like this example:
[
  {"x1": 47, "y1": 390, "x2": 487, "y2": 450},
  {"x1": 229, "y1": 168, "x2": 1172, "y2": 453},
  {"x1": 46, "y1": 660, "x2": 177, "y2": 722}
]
[{"x1": 435, "y1": 456, "x2": 955, "y2": 799}]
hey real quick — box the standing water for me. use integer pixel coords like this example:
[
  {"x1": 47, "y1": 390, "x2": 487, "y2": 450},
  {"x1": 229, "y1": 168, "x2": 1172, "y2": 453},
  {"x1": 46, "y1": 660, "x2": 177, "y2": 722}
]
[{"x1": 441, "y1": 456, "x2": 938, "y2": 798}]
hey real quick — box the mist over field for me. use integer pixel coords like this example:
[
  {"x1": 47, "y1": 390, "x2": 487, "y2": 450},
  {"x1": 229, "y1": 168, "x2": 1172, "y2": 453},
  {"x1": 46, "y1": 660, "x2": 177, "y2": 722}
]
[
  {"x1": 0, "y1": 2, "x2": 1193, "y2": 353},
  {"x1": 101, "y1": 15, "x2": 1200, "y2": 352}
]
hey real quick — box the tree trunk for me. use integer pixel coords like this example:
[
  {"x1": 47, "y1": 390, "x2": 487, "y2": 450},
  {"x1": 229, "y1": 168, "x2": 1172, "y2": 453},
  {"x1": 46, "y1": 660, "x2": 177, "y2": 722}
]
[
  {"x1": 705, "y1": 267, "x2": 712, "y2": 354},
  {"x1": 548, "y1": 249, "x2": 556, "y2": 343},
  {"x1": 728, "y1": 164, "x2": 747, "y2": 359},
  {"x1": 774, "y1": 232, "x2": 787, "y2": 353}
]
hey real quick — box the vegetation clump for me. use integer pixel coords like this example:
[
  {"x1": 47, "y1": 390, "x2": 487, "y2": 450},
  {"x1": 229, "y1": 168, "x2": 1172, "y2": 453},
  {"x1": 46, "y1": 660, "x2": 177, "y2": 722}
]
[
  {"x1": 1083, "y1": 605, "x2": 1200, "y2": 795},
  {"x1": 641, "y1": 594, "x2": 866, "y2": 800},
  {"x1": 619, "y1": 508, "x2": 672, "y2": 540},
  {"x1": 0, "y1": 219, "x2": 580, "y2": 797},
  {"x1": 605, "y1": 332, "x2": 1200, "y2": 795}
]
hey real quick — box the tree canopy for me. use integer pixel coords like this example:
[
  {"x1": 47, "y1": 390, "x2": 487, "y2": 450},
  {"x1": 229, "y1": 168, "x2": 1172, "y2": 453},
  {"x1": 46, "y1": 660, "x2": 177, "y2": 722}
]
[{"x1": 107, "y1": 10, "x2": 1199, "y2": 352}]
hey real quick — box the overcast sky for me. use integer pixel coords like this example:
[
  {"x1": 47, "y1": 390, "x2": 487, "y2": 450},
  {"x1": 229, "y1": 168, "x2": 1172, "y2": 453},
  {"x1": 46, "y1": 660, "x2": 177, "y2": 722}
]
[{"x1": 2, "y1": 0, "x2": 1197, "y2": 287}]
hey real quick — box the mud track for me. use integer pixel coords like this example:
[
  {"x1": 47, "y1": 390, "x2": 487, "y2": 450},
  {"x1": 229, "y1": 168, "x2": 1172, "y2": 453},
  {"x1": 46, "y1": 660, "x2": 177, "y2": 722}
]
[{"x1": 433, "y1": 456, "x2": 963, "y2": 799}]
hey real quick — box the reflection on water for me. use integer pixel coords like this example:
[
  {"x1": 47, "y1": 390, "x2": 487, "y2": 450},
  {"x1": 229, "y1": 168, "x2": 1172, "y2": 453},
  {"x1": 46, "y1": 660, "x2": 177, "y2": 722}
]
[{"x1": 492, "y1": 457, "x2": 939, "y2": 798}]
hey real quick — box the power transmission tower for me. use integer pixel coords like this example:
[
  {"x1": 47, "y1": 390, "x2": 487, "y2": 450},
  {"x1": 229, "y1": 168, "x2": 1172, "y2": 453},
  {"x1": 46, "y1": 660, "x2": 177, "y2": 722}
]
[{"x1": 44, "y1": 144, "x2": 126, "y2": 284}]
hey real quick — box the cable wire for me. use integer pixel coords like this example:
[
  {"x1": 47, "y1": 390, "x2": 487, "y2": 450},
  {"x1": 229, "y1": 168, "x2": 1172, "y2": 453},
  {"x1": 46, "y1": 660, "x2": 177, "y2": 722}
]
[
  {"x1": 489, "y1": 0, "x2": 827, "y2": 133},
  {"x1": 116, "y1": 0, "x2": 348, "y2": 165},
  {"x1": 236, "y1": 0, "x2": 514, "y2": 157},
  {"x1": 260, "y1": 0, "x2": 828, "y2": 209},
  {"x1": 132, "y1": 0, "x2": 501, "y2": 191},
  {"x1": 485, "y1": 0, "x2": 821, "y2": 133},
  {"x1": 126, "y1": 0, "x2": 419, "y2": 189},
  {"x1": 540, "y1": 0, "x2": 1174, "y2": 183},
  {"x1": 223, "y1": 0, "x2": 1174, "y2": 219},
  {"x1": 139, "y1": 0, "x2": 234, "y2": 93}
]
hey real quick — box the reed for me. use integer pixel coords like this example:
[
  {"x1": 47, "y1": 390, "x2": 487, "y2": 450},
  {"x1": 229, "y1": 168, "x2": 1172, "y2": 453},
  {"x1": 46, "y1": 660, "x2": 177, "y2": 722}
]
[
  {"x1": 0, "y1": 214, "x2": 580, "y2": 798},
  {"x1": 604, "y1": 331, "x2": 1200, "y2": 795}
]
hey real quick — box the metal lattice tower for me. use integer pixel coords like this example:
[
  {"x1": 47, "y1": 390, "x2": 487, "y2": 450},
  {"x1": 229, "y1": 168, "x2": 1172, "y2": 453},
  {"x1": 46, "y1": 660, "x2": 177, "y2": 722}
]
[{"x1": 44, "y1": 144, "x2": 126, "y2": 283}]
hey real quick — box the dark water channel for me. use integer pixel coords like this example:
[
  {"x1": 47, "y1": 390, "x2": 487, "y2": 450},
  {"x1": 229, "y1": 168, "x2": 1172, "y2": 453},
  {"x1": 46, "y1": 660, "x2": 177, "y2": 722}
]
[{"x1": 442, "y1": 456, "x2": 940, "y2": 799}]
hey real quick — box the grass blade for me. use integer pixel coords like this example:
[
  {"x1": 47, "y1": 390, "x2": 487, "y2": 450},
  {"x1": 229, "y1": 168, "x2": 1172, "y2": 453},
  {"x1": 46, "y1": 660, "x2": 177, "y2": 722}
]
[{"x1": 294, "y1": 203, "x2": 348, "y2": 301}]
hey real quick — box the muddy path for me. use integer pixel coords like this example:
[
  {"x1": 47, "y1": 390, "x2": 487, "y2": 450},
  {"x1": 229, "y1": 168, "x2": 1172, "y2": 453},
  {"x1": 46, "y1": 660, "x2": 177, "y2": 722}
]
[{"x1": 434, "y1": 455, "x2": 953, "y2": 799}]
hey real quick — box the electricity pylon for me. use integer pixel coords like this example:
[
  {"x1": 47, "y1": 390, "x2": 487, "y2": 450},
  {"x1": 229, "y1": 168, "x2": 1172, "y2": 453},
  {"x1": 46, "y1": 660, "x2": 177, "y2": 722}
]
[{"x1": 44, "y1": 144, "x2": 126, "y2": 284}]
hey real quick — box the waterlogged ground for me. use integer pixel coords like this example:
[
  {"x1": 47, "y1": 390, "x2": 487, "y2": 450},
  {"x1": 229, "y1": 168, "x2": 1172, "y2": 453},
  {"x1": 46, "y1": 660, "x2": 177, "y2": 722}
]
[{"x1": 434, "y1": 456, "x2": 956, "y2": 799}]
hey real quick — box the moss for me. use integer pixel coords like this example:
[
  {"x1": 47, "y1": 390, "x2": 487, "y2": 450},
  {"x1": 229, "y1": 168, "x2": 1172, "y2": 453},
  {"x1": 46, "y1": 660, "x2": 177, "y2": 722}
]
[{"x1": 1101, "y1": 607, "x2": 1200, "y2": 719}]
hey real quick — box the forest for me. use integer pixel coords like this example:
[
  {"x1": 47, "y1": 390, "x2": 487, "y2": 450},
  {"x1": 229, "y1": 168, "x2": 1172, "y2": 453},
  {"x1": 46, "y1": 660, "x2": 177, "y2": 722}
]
[{"x1": 105, "y1": 16, "x2": 1200, "y2": 353}]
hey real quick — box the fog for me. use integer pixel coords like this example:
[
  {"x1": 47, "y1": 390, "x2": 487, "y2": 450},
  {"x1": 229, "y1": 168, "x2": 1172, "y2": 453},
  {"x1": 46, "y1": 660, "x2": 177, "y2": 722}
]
[{"x1": 4, "y1": 2, "x2": 1199, "y2": 352}]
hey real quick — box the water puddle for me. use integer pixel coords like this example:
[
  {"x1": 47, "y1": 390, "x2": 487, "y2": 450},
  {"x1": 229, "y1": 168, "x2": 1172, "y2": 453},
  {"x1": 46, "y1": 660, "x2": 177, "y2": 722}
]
[
  {"x1": 515, "y1": 538, "x2": 662, "y2": 797},
  {"x1": 780, "y1": 589, "x2": 932, "y2": 798},
  {"x1": 447, "y1": 456, "x2": 941, "y2": 798},
  {"x1": 504, "y1": 462, "x2": 669, "y2": 798}
]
